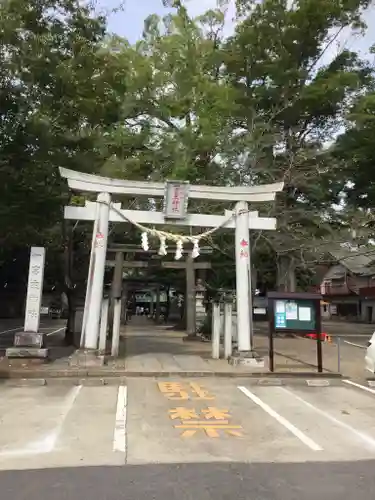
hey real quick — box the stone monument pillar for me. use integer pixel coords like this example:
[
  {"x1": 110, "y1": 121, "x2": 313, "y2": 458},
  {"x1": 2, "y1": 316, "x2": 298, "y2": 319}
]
[{"x1": 7, "y1": 247, "x2": 48, "y2": 359}]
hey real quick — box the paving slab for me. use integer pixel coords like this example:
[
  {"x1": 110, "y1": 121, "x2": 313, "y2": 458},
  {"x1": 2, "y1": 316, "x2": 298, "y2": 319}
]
[
  {"x1": 286, "y1": 384, "x2": 375, "y2": 452},
  {"x1": 247, "y1": 385, "x2": 372, "y2": 460},
  {"x1": 126, "y1": 354, "x2": 164, "y2": 372},
  {"x1": 0, "y1": 386, "x2": 76, "y2": 454},
  {"x1": 2, "y1": 379, "x2": 375, "y2": 471},
  {"x1": 0, "y1": 385, "x2": 125, "y2": 471},
  {"x1": 125, "y1": 378, "x2": 375, "y2": 465},
  {"x1": 173, "y1": 355, "x2": 211, "y2": 371},
  {"x1": 155, "y1": 353, "x2": 183, "y2": 371}
]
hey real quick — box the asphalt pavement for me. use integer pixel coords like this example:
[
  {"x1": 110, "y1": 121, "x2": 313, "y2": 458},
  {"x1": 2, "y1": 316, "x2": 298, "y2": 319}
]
[{"x1": 1, "y1": 460, "x2": 375, "y2": 500}]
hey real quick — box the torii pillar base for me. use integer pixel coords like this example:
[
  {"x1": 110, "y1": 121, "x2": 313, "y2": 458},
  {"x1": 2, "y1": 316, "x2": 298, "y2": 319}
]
[
  {"x1": 69, "y1": 349, "x2": 106, "y2": 368},
  {"x1": 229, "y1": 350, "x2": 265, "y2": 369},
  {"x1": 183, "y1": 333, "x2": 203, "y2": 342}
]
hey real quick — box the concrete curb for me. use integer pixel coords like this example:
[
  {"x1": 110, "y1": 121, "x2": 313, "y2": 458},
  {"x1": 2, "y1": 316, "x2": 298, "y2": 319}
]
[
  {"x1": 0, "y1": 369, "x2": 342, "y2": 379},
  {"x1": 0, "y1": 367, "x2": 343, "y2": 387},
  {"x1": 0, "y1": 376, "x2": 346, "y2": 387},
  {"x1": 3, "y1": 378, "x2": 47, "y2": 387}
]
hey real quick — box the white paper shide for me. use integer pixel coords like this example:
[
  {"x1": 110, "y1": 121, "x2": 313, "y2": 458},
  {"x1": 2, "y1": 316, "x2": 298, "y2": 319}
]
[{"x1": 24, "y1": 247, "x2": 46, "y2": 333}]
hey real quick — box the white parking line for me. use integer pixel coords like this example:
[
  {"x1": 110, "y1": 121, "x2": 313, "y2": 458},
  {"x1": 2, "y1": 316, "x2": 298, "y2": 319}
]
[
  {"x1": 343, "y1": 379, "x2": 375, "y2": 395},
  {"x1": 281, "y1": 387, "x2": 375, "y2": 450},
  {"x1": 238, "y1": 386, "x2": 323, "y2": 451},
  {"x1": 113, "y1": 386, "x2": 127, "y2": 453},
  {"x1": 344, "y1": 340, "x2": 366, "y2": 349},
  {"x1": 0, "y1": 325, "x2": 64, "y2": 337},
  {"x1": 0, "y1": 323, "x2": 52, "y2": 336},
  {"x1": 45, "y1": 385, "x2": 82, "y2": 452}
]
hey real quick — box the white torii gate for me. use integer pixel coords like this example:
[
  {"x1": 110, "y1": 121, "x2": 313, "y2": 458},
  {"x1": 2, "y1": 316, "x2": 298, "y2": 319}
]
[{"x1": 60, "y1": 167, "x2": 283, "y2": 357}]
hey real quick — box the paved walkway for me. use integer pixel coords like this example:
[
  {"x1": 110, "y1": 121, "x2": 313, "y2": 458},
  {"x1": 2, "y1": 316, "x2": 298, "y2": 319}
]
[
  {"x1": 120, "y1": 317, "x2": 258, "y2": 374},
  {"x1": 118, "y1": 317, "x2": 353, "y2": 377},
  {"x1": 0, "y1": 316, "x2": 367, "y2": 379}
]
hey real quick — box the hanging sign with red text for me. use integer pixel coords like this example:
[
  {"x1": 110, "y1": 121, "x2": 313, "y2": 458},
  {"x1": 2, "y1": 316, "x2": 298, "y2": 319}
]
[{"x1": 164, "y1": 181, "x2": 190, "y2": 220}]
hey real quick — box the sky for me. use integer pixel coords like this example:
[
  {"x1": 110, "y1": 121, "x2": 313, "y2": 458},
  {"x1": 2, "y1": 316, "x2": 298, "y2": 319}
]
[
  {"x1": 100, "y1": 0, "x2": 375, "y2": 63},
  {"x1": 103, "y1": 0, "x2": 235, "y2": 42}
]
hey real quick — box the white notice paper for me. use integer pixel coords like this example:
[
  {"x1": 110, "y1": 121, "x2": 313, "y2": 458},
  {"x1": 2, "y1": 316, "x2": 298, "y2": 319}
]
[
  {"x1": 298, "y1": 307, "x2": 311, "y2": 322},
  {"x1": 285, "y1": 302, "x2": 298, "y2": 320},
  {"x1": 275, "y1": 300, "x2": 286, "y2": 313}
]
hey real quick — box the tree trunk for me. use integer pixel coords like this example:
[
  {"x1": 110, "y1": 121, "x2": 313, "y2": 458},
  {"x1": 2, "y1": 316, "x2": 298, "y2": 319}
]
[
  {"x1": 277, "y1": 255, "x2": 296, "y2": 292},
  {"x1": 62, "y1": 220, "x2": 75, "y2": 345},
  {"x1": 251, "y1": 266, "x2": 258, "y2": 290},
  {"x1": 65, "y1": 288, "x2": 75, "y2": 345},
  {"x1": 165, "y1": 285, "x2": 170, "y2": 322}
]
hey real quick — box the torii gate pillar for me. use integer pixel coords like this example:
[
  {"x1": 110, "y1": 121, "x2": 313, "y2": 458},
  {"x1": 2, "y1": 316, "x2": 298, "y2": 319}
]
[
  {"x1": 235, "y1": 201, "x2": 253, "y2": 352},
  {"x1": 84, "y1": 192, "x2": 111, "y2": 349}
]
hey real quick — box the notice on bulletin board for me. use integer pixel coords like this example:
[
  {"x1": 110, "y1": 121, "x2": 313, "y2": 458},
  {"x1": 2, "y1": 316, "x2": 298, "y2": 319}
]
[
  {"x1": 298, "y1": 306, "x2": 311, "y2": 322},
  {"x1": 285, "y1": 302, "x2": 298, "y2": 320},
  {"x1": 275, "y1": 312, "x2": 286, "y2": 328},
  {"x1": 275, "y1": 300, "x2": 286, "y2": 313}
]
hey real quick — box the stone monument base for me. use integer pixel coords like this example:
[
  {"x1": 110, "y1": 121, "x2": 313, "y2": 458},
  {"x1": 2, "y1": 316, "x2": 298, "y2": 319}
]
[
  {"x1": 6, "y1": 347, "x2": 49, "y2": 359},
  {"x1": 6, "y1": 332, "x2": 49, "y2": 360}
]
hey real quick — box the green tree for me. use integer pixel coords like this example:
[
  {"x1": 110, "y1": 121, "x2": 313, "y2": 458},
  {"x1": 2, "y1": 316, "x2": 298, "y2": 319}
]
[
  {"x1": 101, "y1": 1, "x2": 237, "y2": 185},
  {"x1": 0, "y1": 0, "x2": 130, "y2": 252},
  {"x1": 334, "y1": 88, "x2": 375, "y2": 211},
  {"x1": 0, "y1": 0, "x2": 132, "y2": 333},
  {"x1": 224, "y1": 0, "x2": 373, "y2": 289},
  {"x1": 100, "y1": 0, "x2": 375, "y2": 292}
]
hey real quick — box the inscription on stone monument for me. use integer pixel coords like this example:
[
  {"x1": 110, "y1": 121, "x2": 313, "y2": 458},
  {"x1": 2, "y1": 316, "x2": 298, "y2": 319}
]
[
  {"x1": 14, "y1": 332, "x2": 44, "y2": 348},
  {"x1": 24, "y1": 247, "x2": 45, "y2": 333}
]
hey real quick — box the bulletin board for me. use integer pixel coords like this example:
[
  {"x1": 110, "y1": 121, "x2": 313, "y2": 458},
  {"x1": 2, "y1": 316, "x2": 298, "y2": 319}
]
[
  {"x1": 274, "y1": 299, "x2": 315, "y2": 331},
  {"x1": 267, "y1": 291, "x2": 323, "y2": 373}
]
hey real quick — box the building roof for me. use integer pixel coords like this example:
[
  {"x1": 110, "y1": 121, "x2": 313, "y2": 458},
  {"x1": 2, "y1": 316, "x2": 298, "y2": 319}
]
[{"x1": 328, "y1": 248, "x2": 375, "y2": 276}]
